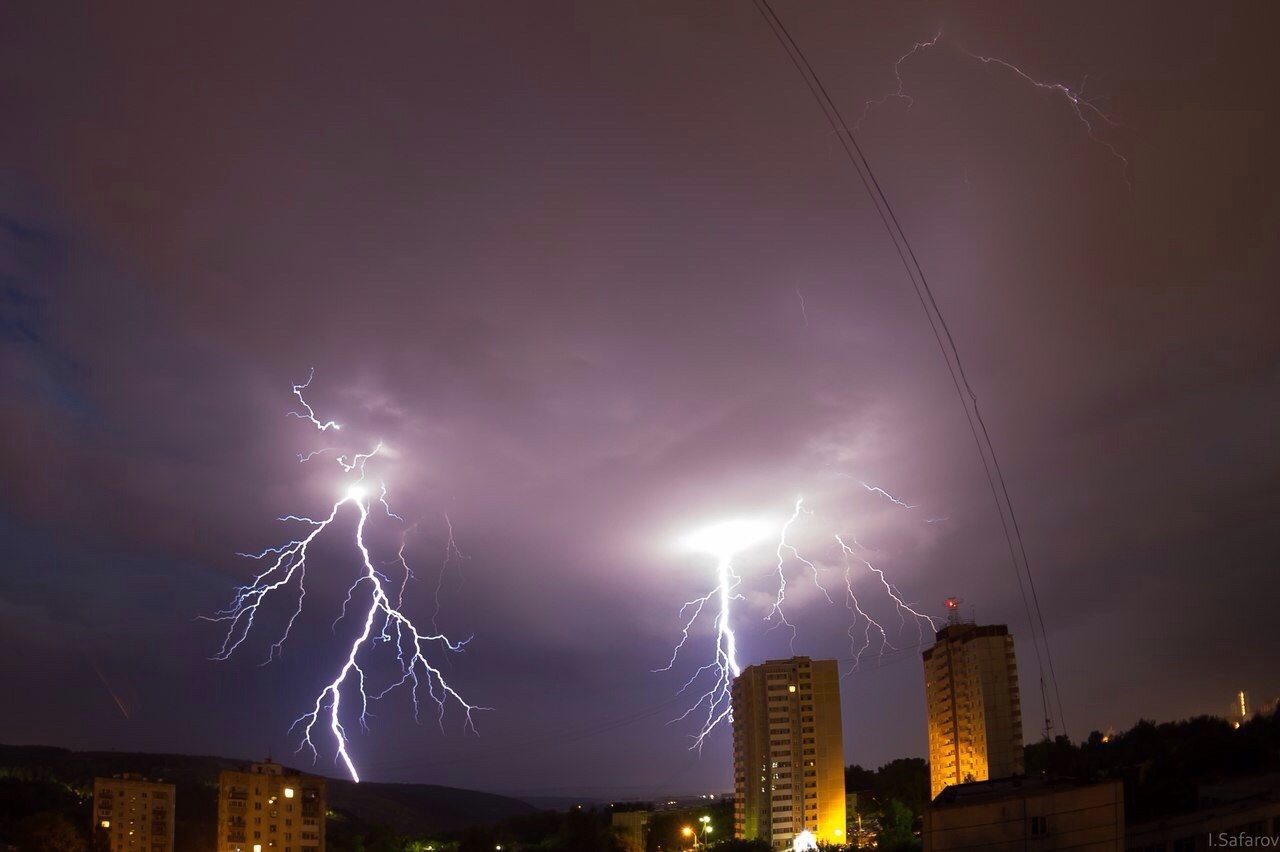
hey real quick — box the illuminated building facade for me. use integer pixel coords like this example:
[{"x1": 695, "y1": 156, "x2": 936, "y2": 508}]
[
  {"x1": 92, "y1": 774, "x2": 175, "y2": 852},
  {"x1": 216, "y1": 759, "x2": 325, "y2": 852},
  {"x1": 923, "y1": 619, "x2": 1023, "y2": 800},
  {"x1": 732, "y1": 656, "x2": 846, "y2": 849}
]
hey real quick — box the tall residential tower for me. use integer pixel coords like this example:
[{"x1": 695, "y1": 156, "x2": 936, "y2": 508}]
[
  {"x1": 732, "y1": 656, "x2": 846, "y2": 850},
  {"x1": 922, "y1": 614, "x2": 1024, "y2": 800}
]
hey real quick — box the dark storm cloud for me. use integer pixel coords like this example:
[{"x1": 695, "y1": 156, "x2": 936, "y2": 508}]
[{"x1": 0, "y1": 0, "x2": 1277, "y2": 794}]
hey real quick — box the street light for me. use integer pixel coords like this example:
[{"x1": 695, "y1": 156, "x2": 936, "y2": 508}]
[{"x1": 681, "y1": 816, "x2": 713, "y2": 849}]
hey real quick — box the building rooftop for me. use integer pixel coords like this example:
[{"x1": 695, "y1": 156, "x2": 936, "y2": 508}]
[
  {"x1": 930, "y1": 776, "x2": 1113, "y2": 808},
  {"x1": 932, "y1": 623, "x2": 1009, "y2": 644}
]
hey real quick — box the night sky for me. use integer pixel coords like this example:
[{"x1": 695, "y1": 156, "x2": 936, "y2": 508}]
[{"x1": 2, "y1": 2, "x2": 1278, "y2": 800}]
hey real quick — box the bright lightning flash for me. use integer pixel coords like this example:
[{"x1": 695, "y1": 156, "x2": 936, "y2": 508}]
[
  {"x1": 203, "y1": 372, "x2": 482, "y2": 782},
  {"x1": 659, "y1": 518, "x2": 773, "y2": 749},
  {"x1": 661, "y1": 492, "x2": 938, "y2": 746}
]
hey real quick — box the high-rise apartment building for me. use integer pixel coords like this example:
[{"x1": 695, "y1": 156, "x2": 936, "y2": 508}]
[
  {"x1": 216, "y1": 759, "x2": 325, "y2": 852},
  {"x1": 923, "y1": 617, "x2": 1024, "y2": 800},
  {"x1": 92, "y1": 774, "x2": 176, "y2": 852},
  {"x1": 732, "y1": 656, "x2": 846, "y2": 850}
]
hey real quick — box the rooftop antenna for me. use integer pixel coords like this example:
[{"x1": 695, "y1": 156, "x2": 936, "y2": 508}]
[{"x1": 1041, "y1": 679, "x2": 1055, "y2": 742}]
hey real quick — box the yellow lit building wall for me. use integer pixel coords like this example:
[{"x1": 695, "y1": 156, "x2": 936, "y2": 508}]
[
  {"x1": 732, "y1": 656, "x2": 847, "y2": 850},
  {"x1": 923, "y1": 624, "x2": 1022, "y2": 800},
  {"x1": 92, "y1": 775, "x2": 176, "y2": 852},
  {"x1": 216, "y1": 760, "x2": 326, "y2": 852}
]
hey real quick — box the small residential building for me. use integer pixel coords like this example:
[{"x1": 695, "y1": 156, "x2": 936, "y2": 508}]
[
  {"x1": 216, "y1": 759, "x2": 325, "y2": 852},
  {"x1": 923, "y1": 776, "x2": 1123, "y2": 852},
  {"x1": 1125, "y1": 774, "x2": 1280, "y2": 852},
  {"x1": 92, "y1": 774, "x2": 176, "y2": 852},
  {"x1": 610, "y1": 808, "x2": 650, "y2": 852}
]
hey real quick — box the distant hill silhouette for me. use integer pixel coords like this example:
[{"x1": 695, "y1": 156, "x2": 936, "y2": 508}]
[{"x1": 0, "y1": 744, "x2": 535, "y2": 847}]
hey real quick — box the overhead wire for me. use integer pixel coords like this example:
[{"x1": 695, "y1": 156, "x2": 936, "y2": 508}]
[{"x1": 751, "y1": 0, "x2": 1066, "y2": 739}]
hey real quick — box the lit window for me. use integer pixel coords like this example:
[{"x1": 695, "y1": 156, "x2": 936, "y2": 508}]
[{"x1": 284, "y1": 788, "x2": 294, "y2": 798}]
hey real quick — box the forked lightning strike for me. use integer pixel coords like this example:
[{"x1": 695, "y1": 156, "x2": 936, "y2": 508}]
[
  {"x1": 853, "y1": 29, "x2": 944, "y2": 130},
  {"x1": 658, "y1": 519, "x2": 771, "y2": 749},
  {"x1": 663, "y1": 493, "x2": 937, "y2": 747},
  {"x1": 836, "y1": 534, "x2": 938, "y2": 668},
  {"x1": 203, "y1": 372, "x2": 482, "y2": 782},
  {"x1": 767, "y1": 497, "x2": 832, "y2": 648},
  {"x1": 857, "y1": 29, "x2": 1128, "y2": 178}
]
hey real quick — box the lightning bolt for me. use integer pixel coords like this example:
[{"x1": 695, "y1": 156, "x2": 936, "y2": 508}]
[
  {"x1": 288, "y1": 367, "x2": 341, "y2": 432},
  {"x1": 661, "y1": 496, "x2": 936, "y2": 742},
  {"x1": 767, "y1": 496, "x2": 833, "y2": 648},
  {"x1": 858, "y1": 29, "x2": 1128, "y2": 179},
  {"x1": 203, "y1": 372, "x2": 484, "y2": 782},
  {"x1": 858, "y1": 480, "x2": 918, "y2": 509},
  {"x1": 836, "y1": 534, "x2": 937, "y2": 661},
  {"x1": 853, "y1": 29, "x2": 944, "y2": 130},
  {"x1": 657, "y1": 519, "x2": 777, "y2": 751},
  {"x1": 656, "y1": 549, "x2": 745, "y2": 751},
  {"x1": 794, "y1": 287, "x2": 810, "y2": 327},
  {"x1": 432, "y1": 513, "x2": 466, "y2": 633},
  {"x1": 959, "y1": 48, "x2": 1128, "y2": 175}
]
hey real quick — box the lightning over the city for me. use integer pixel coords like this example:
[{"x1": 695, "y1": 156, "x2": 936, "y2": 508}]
[
  {"x1": 662, "y1": 492, "x2": 938, "y2": 744},
  {"x1": 659, "y1": 518, "x2": 773, "y2": 749},
  {"x1": 10, "y1": 4, "x2": 1268, "y2": 846},
  {"x1": 202, "y1": 372, "x2": 483, "y2": 782}
]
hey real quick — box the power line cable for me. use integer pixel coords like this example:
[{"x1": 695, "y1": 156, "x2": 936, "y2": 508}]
[{"x1": 751, "y1": 0, "x2": 1066, "y2": 738}]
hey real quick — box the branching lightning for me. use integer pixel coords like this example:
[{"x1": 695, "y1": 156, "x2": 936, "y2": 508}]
[
  {"x1": 432, "y1": 514, "x2": 466, "y2": 634},
  {"x1": 853, "y1": 29, "x2": 944, "y2": 130},
  {"x1": 288, "y1": 368, "x2": 341, "y2": 432},
  {"x1": 658, "y1": 519, "x2": 769, "y2": 749},
  {"x1": 836, "y1": 534, "x2": 937, "y2": 670},
  {"x1": 857, "y1": 29, "x2": 1128, "y2": 179},
  {"x1": 662, "y1": 494, "x2": 937, "y2": 745},
  {"x1": 767, "y1": 497, "x2": 832, "y2": 647},
  {"x1": 203, "y1": 372, "x2": 483, "y2": 782},
  {"x1": 959, "y1": 47, "x2": 1128, "y2": 175},
  {"x1": 858, "y1": 480, "x2": 918, "y2": 509}
]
